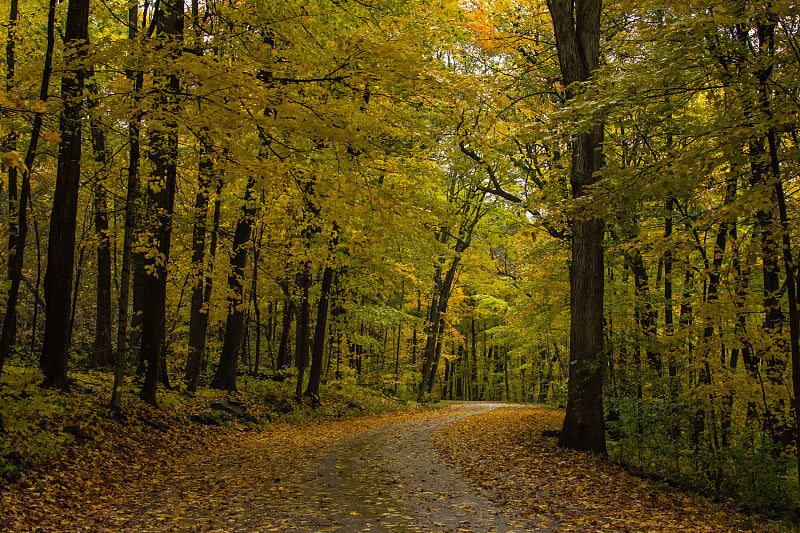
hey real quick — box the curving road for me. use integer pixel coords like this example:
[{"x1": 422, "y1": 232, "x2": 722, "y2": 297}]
[
  {"x1": 88, "y1": 402, "x2": 546, "y2": 532},
  {"x1": 273, "y1": 401, "x2": 544, "y2": 532}
]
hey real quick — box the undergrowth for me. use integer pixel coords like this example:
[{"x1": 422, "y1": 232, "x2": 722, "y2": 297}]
[{"x1": 0, "y1": 361, "x2": 413, "y2": 483}]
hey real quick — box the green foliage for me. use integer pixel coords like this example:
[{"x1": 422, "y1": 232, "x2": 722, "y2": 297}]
[
  {"x1": 606, "y1": 396, "x2": 800, "y2": 520},
  {"x1": 0, "y1": 366, "x2": 76, "y2": 480}
]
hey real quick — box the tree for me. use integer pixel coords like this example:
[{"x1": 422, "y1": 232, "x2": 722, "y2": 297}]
[
  {"x1": 546, "y1": 0, "x2": 606, "y2": 454},
  {"x1": 138, "y1": 0, "x2": 183, "y2": 405},
  {"x1": 211, "y1": 177, "x2": 257, "y2": 391},
  {"x1": 0, "y1": 0, "x2": 56, "y2": 375},
  {"x1": 39, "y1": 0, "x2": 90, "y2": 389}
]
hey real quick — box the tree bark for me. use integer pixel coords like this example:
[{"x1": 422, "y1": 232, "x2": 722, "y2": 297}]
[
  {"x1": 139, "y1": 0, "x2": 183, "y2": 405},
  {"x1": 419, "y1": 258, "x2": 461, "y2": 397},
  {"x1": 0, "y1": 0, "x2": 55, "y2": 373},
  {"x1": 276, "y1": 288, "x2": 295, "y2": 370},
  {"x1": 294, "y1": 267, "x2": 312, "y2": 398},
  {"x1": 40, "y1": 0, "x2": 90, "y2": 389},
  {"x1": 547, "y1": 0, "x2": 606, "y2": 454},
  {"x1": 111, "y1": 2, "x2": 144, "y2": 408},
  {"x1": 87, "y1": 69, "x2": 113, "y2": 368},
  {"x1": 304, "y1": 264, "x2": 335, "y2": 402},
  {"x1": 211, "y1": 177, "x2": 257, "y2": 391},
  {"x1": 185, "y1": 136, "x2": 214, "y2": 391},
  {"x1": 0, "y1": 0, "x2": 19, "y2": 377}
]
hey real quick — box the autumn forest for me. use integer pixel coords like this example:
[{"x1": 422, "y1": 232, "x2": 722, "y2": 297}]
[{"x1": 3, "y1": 0, "x2": 800, "y2": 527}]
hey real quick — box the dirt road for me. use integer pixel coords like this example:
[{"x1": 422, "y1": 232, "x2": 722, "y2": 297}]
[{"x1": 85, "y1": 402, "x2": 543, "y2": 532}]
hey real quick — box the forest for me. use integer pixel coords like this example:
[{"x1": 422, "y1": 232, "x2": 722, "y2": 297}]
[{"x1": 2, "y1": 0, "x2": 800, "y2": 524}]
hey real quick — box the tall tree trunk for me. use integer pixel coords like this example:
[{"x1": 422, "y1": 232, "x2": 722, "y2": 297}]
[
  {"x1": 664, "y1": 197, "x2": 679, "y2": 395},
  {"x1": 0, "y1": 0, "x2": 55, "y2": 373},
  {"x1": 276, "y1": 288, "x2": 295, "y2": 370},
  {"x1": 304, "y1": 265, "x2": 335, "y2": 402},
  {"x1": 139, "y1": 0, "x2": 183, "y2": 405},
  {"x1": 625, "y1": 247, "x2": 661, "y2": 374},
  {"x1": 418, "y1": 258, "x2": 461, "y2": 397},
  {"x1": 111, "y1": 2, "x2": 144, "y2": 408},
  {"x1": 87, "y1": 69, "x2": 113, "y2": 368},
  {"x1": 547, "y1": 0, "x2": 606, "y2": 454},
  {"x1": 185, "y1": 136, "x2": 214, "y2": 391},
  {"x1": 110, "y1": 2, "x2": 144, "y2": 409},
  {"x1": 211, "y1": 177, "x2": 257, "y2": 391},
  {"x1": 40, "y1": 0, "x2": 90, "y2": 389},
  {"x1": 184, "y1": 0, "x2": 213, "y2": 391},
  {"x1": 251, "y1": 223, "x2": 263, "y2": 375},
  {"x1": 294, "y1": 267, "x2": 311, "y2": 398},
  {"x1": 0, "y1": 0, "x2": 19, "y2": 377}
]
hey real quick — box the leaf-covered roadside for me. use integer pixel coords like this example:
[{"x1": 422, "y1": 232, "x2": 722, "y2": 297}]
[
  {"x1": 0, "y1": 367, "x2": 419, "y2": 532},
  {"x1": 432, "y1": 407, "x2": 767, "y2": 533}
]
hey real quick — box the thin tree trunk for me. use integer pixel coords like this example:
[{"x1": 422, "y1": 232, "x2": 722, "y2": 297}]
[
  {"x1": 87, "y1": 69, "x2": 113, "y2": 368},
  {"x1": 185, "y1": 136, "x2": 213, "y2": 391},
  {"x1": 0, "y1": 0, "x2": 55, "y2": 372},
  {"x1": 276, "y1": 289, "x2": 295, "y2": 370},
  {"x1": 251, "y1": 224, "x2": 263, "y2": 375},
  {"x1": 111, "y1": 1, "x2": 143, "y2": 409},
  {"x1": 294, "y1": 268, "x2": 311, "y2": 398},
  {"x1": 304, "y1": 265, "x2": 335, "y2": 402},
  {"x1": 211, "y1": 177, "x2": 257, "y2": 391}
]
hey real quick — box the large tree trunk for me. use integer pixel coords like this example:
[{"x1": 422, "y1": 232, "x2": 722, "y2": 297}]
[
  {"x1": 40, "y1": 0, "x2": 90, "y2": 389},
  {"x1": 138, "y1": 0, "x2": 183, "y2": 405},
  {"x1": 546, "y1": 0, "x2": 606, "y2": 454},
  {"x1": 419, "y1": 258, "x2": 460, "y2": 398},
  {"x1": 211, "y1": 177, "x2": 257, "y2": 391}
]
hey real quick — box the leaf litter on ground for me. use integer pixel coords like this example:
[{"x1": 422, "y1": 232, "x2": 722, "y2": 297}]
[
  {"x1": 432, "y1": 405, "x2": 770, "y2": 533},
  {"x1": 1, "y1": 394, "x2": 777, "y2": 532}
]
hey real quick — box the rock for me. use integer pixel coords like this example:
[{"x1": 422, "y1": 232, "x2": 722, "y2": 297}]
[
  {"x1": 4, "y1": 446, "x2": 23, "y2": 463},
  {"x1": 346, "y1": 400, "x2": 364, "y2": 412},
  {"x1": 62, "y1": 425, "x2": 91, "y2": 441},
  {"x1": 208, "y1": 400, "x2": 260, "y2": 424},
  {"x1": 210, "y1": 399, "x2": 249, "y2": 417},
  {"x1": 190, "y1": 413, "x2": 222, "y2": 426},
  {"x1": 271, "y1": 398, "x2": 294, "y2": 415}
]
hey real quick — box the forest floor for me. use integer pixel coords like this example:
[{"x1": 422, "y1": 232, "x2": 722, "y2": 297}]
[{"x1": 2, "y1": 399, "x2": 770, "y2": 532}]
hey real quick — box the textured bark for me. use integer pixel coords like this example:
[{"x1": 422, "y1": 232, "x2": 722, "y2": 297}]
[
  {"x1": 40, "y1": 0, "x2": 90, "y2": 389},
  {"x1": 211, "y1": 177, "x2": 257, "y2": 391},
  {"x1": 304, "y1": 265, "x2": 335, "y2": 401},
  {"x1": 547, "y1": 0, "x2": 606, "y2": 454},
  {"x1": 185, "y1": 138, "x2": 214, "y2": 391},
  {"x1": 139, "y1": 0, "x2": 183, "y2": 405}
]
